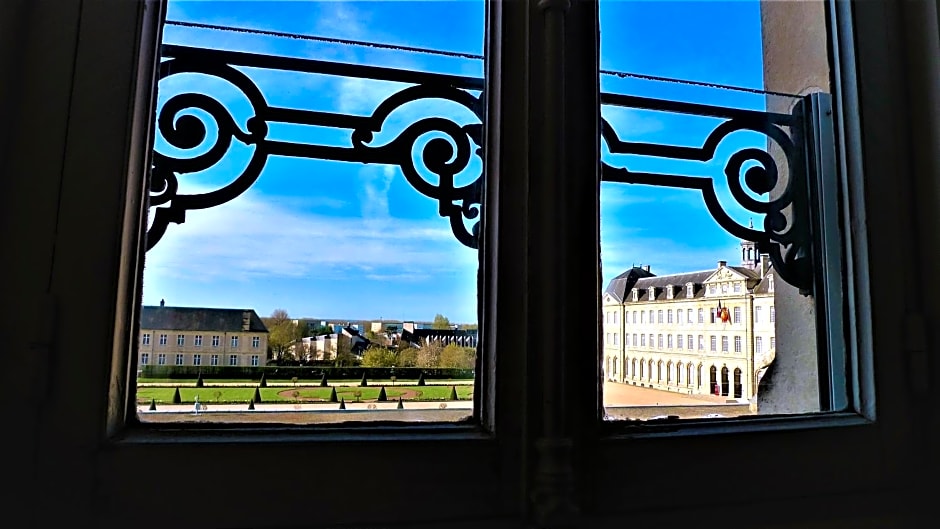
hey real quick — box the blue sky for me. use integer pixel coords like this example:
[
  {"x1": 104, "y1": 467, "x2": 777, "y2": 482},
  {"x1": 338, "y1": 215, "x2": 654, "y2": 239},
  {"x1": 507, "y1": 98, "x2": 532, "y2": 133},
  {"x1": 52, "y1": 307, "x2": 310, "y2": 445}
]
[{"x1": 143, "y1": 0, "x2": 778, "y2": 324}]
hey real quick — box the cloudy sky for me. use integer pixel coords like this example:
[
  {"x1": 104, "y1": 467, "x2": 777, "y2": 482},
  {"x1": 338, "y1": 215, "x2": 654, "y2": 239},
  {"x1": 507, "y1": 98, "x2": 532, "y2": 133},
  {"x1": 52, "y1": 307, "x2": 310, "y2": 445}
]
[{"x1": 144, "y1": 0, "x2": 778, "y2": 323}]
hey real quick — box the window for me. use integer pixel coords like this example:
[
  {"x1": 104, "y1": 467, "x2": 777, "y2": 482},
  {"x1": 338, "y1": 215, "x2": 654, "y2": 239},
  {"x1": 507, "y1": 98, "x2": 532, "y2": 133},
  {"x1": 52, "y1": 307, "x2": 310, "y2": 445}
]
[
  {"x1": 687, "y1": 335, "x2": 693, "y2": 350},
  {"x1": 606, "y1": 333, "x2": 611, "y2": 345},
  {"x1": 613, "y1": 333, "x2": 618, "y2": 346},
  {"x1": 687, "y1": 309, "x2": 693, "y2": 323},
  {"x1": 648, "y1": 310, "x2": 653, "y2": 323},
  {"x1": 175, "y1": 353, "x2": 184, "y2": 365},
  {"x1": 756, "y1": 306, "x2": 762, "y2": 323},
  {"x1": 625, "y1": 334, "x2": 630, "y2": 346},
  {"x1": 698, "y1": 308, "x2": 704, "y2": 323},
  {"x1": 632, "y1": 311, "x2": 637, "y2": 323},
  {"x1": 231, "y1": 335, "x2": 239, "y2": 348},
  {"x1": 229, "y1": 355, "x2": 238, "y2": 366},
  {"x1": 194, "y1": 335, "x2": 202, "y2": 347},
  {"x1": 721, "y1": 283, "x2": 728, "y2": 293},
  {"x1": 698, "y1": 335, "x2": 704, "y2": 350},
  {"x1": 614, "y1": 312, "x2": 618, "y2": 324},
  {"x1": 657, "y1": 334, "x2": 663, "y2": 348},
  {"x1": 140, "y1": 353, "x2": 149, "y2": 365},
  {"x1": 193, "y1": 354, "x2": 201, "y2": 366},
  {"x1": 677, "y1": 335, "x2": 683, "y2": 349},
  {"x1": 770, "y1": 337, "x2": 776, "y2": 350},
  {"x1": 734, "y1": 282, "x2": 742, "y2": 293},
  {"x1": 141, "y1": 333, "x2": 150, "y2": 345},
  {"x1": 686, "y1": 283, "x2": 693, "y2": 297},
  {"x1": 721, "y1": 336, "x2": 729, "y2": 352},
  {"x1": 210, "y1": 354, "x2": 219, "y2": 366},
  {"x1": 667, "y1": 334, "x2": 673, "y2": 348},
  {"x1": 177, "y1": 334, "x2": 185, "y2": 346},
  {"x1": 640, "y1": 334, "x2": 646, "y2": 347},
  {"x1": 667, "y1": 309, "x2": 673, "y2": 323},
  {"x1": 251, "y1": 355, "x2": 260, "y2": 367},
  {"x1": 710, "y1": 336, "x2": 717, "y2": 351},
  {"x1": 212, "y1": 335, "x2": 219, "y2": 347},
  {"x1": 648, "y1": 334, "x2": 654, "y2": 347},
  {"x1": 30, "y1": 1, "x2": 927, "y2": 526},
  {"x1": 657, "y1": 310, "x2": 663, "y2": 323},
  {"x1": 734, "y1": 336, "x2": 742, "y2": 353},
  {"x1": 733, "y1": 307, "x2": 741, "y2": 324},
  {"x1": 158, "y1": 333, "x2": 167, "y2": 346},
  {"x1": 606, "y1": 312, "x2": 610, "y2": 324},
  {"x1": 770, "y1": 306, "x2": 776, "y2": 323},
  {"x1": 640, "y1": 311, "x2": 645, "y2": 324},
  {"x1": 157, "y1": 354, "x2": 166, "y2": 366},
  {"x1": 756, "y1": 336, "x2": 763, "y2": 354},
  {"x1": 252, "y1": 336, "x2": 260, "y2": 348}
]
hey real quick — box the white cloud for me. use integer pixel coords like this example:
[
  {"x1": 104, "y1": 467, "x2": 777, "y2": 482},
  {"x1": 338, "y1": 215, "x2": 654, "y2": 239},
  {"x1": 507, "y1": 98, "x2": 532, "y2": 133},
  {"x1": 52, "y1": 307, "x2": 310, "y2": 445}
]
[{"x1": 144, "y1": 185, "x2": 478, "y2": 284}]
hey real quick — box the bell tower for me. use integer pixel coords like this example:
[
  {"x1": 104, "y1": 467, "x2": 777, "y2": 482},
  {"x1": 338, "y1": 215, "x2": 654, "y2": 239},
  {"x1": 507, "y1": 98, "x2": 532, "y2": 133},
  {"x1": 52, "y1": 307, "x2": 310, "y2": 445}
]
[{"x1": 740, "y1": 219, "x2": 759, "y2": 270}]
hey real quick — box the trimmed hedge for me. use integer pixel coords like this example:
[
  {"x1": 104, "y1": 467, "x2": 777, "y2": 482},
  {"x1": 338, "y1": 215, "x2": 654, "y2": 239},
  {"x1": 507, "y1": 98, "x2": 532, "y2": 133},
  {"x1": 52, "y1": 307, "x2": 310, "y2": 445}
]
[{"x1": 140, "y1": 365, "x2": 473, "y2": 381}]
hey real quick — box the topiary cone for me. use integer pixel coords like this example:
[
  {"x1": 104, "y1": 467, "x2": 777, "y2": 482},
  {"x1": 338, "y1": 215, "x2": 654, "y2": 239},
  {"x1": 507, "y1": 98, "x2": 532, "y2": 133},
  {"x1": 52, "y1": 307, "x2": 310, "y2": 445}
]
[
  {"x1": 149, "y1": 398, "x2": 157, "y2": 411},
  {"x1": 339, "y1": 397, "x2": 346, "y2": 410},
  {"x1": 377, "y1": 386, "x2": 387, "y2": 402},
  {"x1": 195, "y1": 373, "x2": 204, "y2": 387},
  {"x1": 449, "y1": 385, "x2": 458, "y2": 400},
  {"x1": 319, "y1": 372, "x2": 328, "y2": 387},
  {"x1": 253, "y1": 386, "x2": 262, "y2": 403},
  {"x1": 248, "y1": 398, "x2": 255, "y2": 410},
  {"x1": 417, "y1": 372, "x2": 426, "y2": 386},
  {"x1": 397, "y1": 396, "x2": 404, "y2": 409},
  {"x1": 329, "y1": 386, "x2": 338, "y2": 403},
  {"x1": 359, "y1": 373, "x2": 368, "y2": 387},
  {"x1": 259, "y1": 373, "x2": 267, "y2": 387},
  {"x1": 172, "y1": 387, "x2": 182, "y2": 404}
]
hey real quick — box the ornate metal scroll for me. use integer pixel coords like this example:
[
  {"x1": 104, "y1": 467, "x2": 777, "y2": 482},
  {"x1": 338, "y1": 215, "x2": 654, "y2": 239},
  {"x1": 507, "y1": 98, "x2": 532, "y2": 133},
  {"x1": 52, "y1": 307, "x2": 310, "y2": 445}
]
[
  {"x1": 600, "y1": 92, "x2": 814, "y2": 292},
  {"x1": 148, "y1": 45, "x2": 484, "y2": 251}
]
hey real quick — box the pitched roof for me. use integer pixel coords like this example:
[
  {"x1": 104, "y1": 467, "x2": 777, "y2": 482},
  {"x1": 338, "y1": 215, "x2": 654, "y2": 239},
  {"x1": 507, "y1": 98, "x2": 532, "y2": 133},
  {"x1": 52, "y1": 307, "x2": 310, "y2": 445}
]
[
  {"x1": 604, "y1": 266, "x2": 656, "y2": 302},
  {"x1": 751, "y1": 266, "x2": 776, "y2": 294},
  {"x1": 140, "y1": 306, "x2": 268, "y2": 333}
]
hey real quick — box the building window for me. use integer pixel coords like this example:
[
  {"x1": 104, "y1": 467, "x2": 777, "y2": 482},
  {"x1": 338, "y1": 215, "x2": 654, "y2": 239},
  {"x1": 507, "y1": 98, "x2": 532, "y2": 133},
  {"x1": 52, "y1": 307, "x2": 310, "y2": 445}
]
[
  {"x1": 177, "y1": 334, "x2": 185, "y2": 346},
  {"x1": 721, "y1": 336, "x2": 729, "y2": 352},
  {"x1": 613, "y1": 333, "x2": 618, "y2": 346},
  {"x1": 142, "y1": 333, "x2": 150, "y2": 345},
  {"x1": 734, "y1": 336, "x2": 742, "y2": 353},
  {"x1": 640, "y1": 311, "x2": 645, "y2": 324},
  {"x1": 770, "y1": 306, "x2": 776, "y2": 322},
  {"x1": 648, "y1": 288, "x2": 655, "y2": 301},
  {"x1": 210, "y1": 354, "x2": 219, "y2": 366},
  {"x1": 687, "y1": 335, "x2": 693, "y2": 350},
  {"x1": 606, "y1": 312, "x2": 610, "y2": 324},
  {"x1": 252, "y1": 336, "x2": 260, "y2": 348},
  {"x1": 734, "y1": 282, "x2": 742, "y2": 293},
  {"x1": 667, "y1": 309, "x2": 673, "y2": 323},
  {"x1": 157, "y1": 354, "x2": 166, "y2": 366},
  {"x1": 631, "y1": 289, "x2": 638, "y2": 301},
  {"x1": 677, "y1": 335, "x2": 683, "y2": 349},
  {"x1": 606, "y1": 333, "x2": 611, "y2": 345},
  {"x1": 721, "y1": 283, "x2": 728, "y2": 293},
  {"x1": 710, "y1": 336, "x2": 717, "y2": 351},
  {"x1": 159, "y1": 333, "x2": 167, "y2": 346},
  {"x1": 648, "y1": 310, "x2": 653, "y2": 323},
  {"x1": 229, "y1": 355, "x2": 238, "y2": 366},
  {"x1": 194, "y1": 335, "x2": 202, "y2": 347},
  {"x1": 648, "y1": 334, "x2": 654, "y2": 348},
  {"x1": 193, "y1": 354, "x2": 201, "y2": 366},
  {"x1": 625, "y1": 334, "x2": 630, "y2": 346},
  {"x1": 686, "y1": 283, "x2": 694, "y2": 297},
  {"x1": 231, "y1": 335, "x2": 239, "y2": 348},
  {"x1": 733, "y1": 307, "x2": 741, "y2": 324},
  {"x1": 632, "y1": 311, "x2": 637, "y2": 324},
  {"x1": 698, "y1": 308, "x2": 704, "y2": 323},
  {"x1": 769, "y1": 275, "x2": 775, "y2": 293},
  {"x1": 251, "y1": 355, "x2": 260, "y2": 367},
  {"x1": 212, "y1": 335, "x2": 220, "y2": 347},
  {"x1": 698, "y1": 335, "x2": 704, "y2": 350},
  {"x1": 687, "y1": 309, "x2": 693, "y2": 323},
  {"x1": 771, "y1": 337, "x2": 776, "y2": 350},
  {"x1": 756, "y1": 337, "x2": 763, "y2": 354},
  {"x1": 709, "y1": 285, "x2": 716, "y2": 294},
  {"x1": 667, "y1": 334, "x2": 673, "y2": 348},
  {"x1": 657, "y1": 310, "x2": 663, "y2": 323},
  {"x1": 614, "y1": 312, "x2": 618, "y2": 324},
  {"x1": 755, "y1": 306, "x2": 762, "y2": 323},
  {"x1": 175, "y1": 353, "x2": 184, "y2": 365},
  {"x1": 140, "y1": 353, "x2": 149, "y2": 365},
  {"x1": 657, "y1": 334, "x2": 663, "y2": 348},
  {"x1": 640, "y1": 334, "x2": 646, "y2": 347}
]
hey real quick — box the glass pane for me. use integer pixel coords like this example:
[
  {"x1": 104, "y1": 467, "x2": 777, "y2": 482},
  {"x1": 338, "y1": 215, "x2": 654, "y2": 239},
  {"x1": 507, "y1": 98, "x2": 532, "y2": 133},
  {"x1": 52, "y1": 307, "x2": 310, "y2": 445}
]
[
  {"x1": 599, "y1": 0, "x2": 843, "y2": 421},
  {"x1": 136, "y1": 0, "x2": 484, "y2": 424}
]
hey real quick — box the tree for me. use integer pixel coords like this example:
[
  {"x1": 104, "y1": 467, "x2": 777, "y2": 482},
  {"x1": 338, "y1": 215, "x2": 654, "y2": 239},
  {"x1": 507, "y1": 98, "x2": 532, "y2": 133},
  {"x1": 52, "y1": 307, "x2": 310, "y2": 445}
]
[
  {"x1": 439, "y1": 344, "x2": 476, "y2": 369},
  {"x1": 449, "y1": 386, "x2": 459, "y2": 400},
  {"x1": 417, "y1": 372, "x2": 426, "y2": 386},
  {"x1": 416, "y1": 338, "x2": 443, "y2": 368},
  {"x1": 361, "y1": 346, "x2": 397, "y2": 367},
  {"x1": 262, "y1": 309, "x2": 305, "y2": 363},
  {"x1": 259, "y1": 373, "x2": 267, "y2": 387},
  {"x1": 397, "y1": 347, "x2": 418, "y2": 368},
  {"x1": 253, "y1": 387, "x2": 262, "y2": 404},
  {"x1": 431, "y1": 313, "x2": 451, "y2": 329},
  {"x1": 172, "y1": 387, "x2": 181, "y2": 404},
  {"x1": 329, "y1": 387, "x2": 338, "y2": 403},
  {"x1": 377, "y1": 386, "x2": 387, "y2": 402},
  {"x1": 359, "y1": 373, "x2": 368, "y2": 387},
  {"x1": 195, "y1": 373, "x2": 204, "y2": 387},
  {"x1": 333, "y1": 335, "x2": 358, "y2": 367},
  {"x1": 319, "y1": 372, "x2": 328, "y2": 387}
]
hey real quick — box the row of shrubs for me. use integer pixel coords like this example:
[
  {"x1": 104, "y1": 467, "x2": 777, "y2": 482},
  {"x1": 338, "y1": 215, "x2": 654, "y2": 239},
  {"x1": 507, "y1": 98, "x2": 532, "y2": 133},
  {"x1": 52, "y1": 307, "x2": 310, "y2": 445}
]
[{"x1": 140, "y1": 365, "x2": 474, "y2": 381}]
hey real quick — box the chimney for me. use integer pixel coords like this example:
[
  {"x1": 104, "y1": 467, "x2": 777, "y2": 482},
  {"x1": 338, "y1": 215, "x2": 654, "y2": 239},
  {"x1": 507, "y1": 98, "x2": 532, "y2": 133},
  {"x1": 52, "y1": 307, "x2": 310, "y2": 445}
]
[
  {"x1": 760, "y1": 254, "x2": 770, "y2": 278},
  {"x1": 717, "y1": 260, "x2": 727, "y2": 268},
  {"x1": 159, "y1": 299, "x2": 165, "y2": 307},
  {"x1": 642, "y1": 265, "x2": 651, "y2": 272}
]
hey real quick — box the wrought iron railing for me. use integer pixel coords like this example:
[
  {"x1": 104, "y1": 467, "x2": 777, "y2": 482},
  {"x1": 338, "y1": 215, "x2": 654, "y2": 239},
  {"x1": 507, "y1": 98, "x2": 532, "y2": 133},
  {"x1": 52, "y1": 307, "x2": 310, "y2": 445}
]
[{"x1": 149, "y1": 44, "x2": 830, "y2": 292}]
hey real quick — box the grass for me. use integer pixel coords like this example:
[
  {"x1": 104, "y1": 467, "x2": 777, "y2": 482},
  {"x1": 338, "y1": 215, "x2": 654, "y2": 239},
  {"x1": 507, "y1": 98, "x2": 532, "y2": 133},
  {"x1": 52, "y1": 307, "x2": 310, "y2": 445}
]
[
  {"x1": 138, "y1": 378, "x2": 473, "y2": 385},
  {"x1": 136, "y1": 384, "x2": 473, "y2": 404}
]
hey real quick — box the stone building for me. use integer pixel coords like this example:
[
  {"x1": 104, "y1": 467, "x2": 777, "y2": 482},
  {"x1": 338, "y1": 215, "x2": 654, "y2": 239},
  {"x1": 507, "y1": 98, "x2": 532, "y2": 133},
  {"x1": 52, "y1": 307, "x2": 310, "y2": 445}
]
[
  {"x1": 138, "y1": 301, "x2": 269, "y2": 368},
  {"x1": 603, "y1": 241, "x2": 775, "y2": 405}
]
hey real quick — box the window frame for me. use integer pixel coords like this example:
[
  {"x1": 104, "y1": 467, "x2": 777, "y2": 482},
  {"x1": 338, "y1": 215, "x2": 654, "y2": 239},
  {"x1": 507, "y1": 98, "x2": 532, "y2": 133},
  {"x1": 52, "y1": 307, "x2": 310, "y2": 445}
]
[{"x1": 13, "y1": 0, "x2": 929, "y2": 526}]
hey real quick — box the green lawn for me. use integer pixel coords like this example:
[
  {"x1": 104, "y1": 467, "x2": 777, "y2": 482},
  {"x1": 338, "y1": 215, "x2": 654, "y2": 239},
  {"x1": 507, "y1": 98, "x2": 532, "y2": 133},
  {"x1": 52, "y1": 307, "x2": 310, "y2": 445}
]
[
  {"x1": 138, "y1": 378, "x2": 472, "y2": 385},
  {"x1": 136, "y1": 384, "x2": 473, "y2": 404}
]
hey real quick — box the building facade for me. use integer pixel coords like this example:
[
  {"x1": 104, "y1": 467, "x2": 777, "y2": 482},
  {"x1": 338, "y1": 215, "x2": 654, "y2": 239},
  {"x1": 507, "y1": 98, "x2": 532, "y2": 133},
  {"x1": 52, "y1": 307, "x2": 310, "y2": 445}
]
[
  {"x1": 138, "y1": 302, "x2": 269, "y2": 368},
  {"x1": 603, "y1": 244, "x2": 775, "y2": 404}
]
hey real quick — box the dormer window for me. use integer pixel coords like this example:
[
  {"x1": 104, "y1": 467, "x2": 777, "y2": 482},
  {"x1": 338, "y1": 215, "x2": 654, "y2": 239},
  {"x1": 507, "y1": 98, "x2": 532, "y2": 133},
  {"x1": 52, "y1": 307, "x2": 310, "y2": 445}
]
[
  {"x1": 686, "y1": 283, "x2": 694, "y2": 298},
  {"x1": 768, "y1": 275, "x2": 774, "y2": 293},
  {"x1": 648, "y1": 287, "x2": 656, "y2": 301},
  {"x1": 666, "y1": 285, "x2": 674, "y2": 299},
  {"x1": 631, "y1": 288, "x2": 639, "y2": 302}
]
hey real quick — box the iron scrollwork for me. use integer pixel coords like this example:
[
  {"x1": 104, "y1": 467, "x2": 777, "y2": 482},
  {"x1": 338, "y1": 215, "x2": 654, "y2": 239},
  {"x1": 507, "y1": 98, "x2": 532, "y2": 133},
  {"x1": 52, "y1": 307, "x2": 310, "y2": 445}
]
[
  {"x1": 600, "y1": 92, "x2": 814, "y2": 292},
  {"x1": 149, "y1": 45, "x2": 484, "y2": 251}
]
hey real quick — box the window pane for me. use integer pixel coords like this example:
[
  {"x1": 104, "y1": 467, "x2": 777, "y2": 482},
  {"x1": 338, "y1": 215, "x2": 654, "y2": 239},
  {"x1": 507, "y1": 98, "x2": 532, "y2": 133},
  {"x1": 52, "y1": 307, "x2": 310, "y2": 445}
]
[
  {"x1": 136, "y1": 0, "x2": 483, "y2": 424},
  {"x1": 600, "y1": 0, "x2": 843, "y2": 421}
]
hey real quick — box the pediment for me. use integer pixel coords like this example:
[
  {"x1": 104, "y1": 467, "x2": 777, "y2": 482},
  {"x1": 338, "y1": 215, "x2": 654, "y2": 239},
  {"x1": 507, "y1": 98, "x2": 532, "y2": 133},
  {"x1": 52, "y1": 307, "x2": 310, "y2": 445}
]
[{"x1": 703, "y1": 267, "x2": 747, "y2": 283}]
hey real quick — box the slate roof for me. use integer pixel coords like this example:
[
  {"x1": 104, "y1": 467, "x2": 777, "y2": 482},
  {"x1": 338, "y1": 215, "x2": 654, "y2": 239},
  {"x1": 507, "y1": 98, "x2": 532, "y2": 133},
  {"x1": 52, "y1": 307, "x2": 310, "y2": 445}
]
[
  {"x1": 626, "y1": 270, "x2": 716, "y2": 303},
  {"x1": 140, "y1": 306, "x2": 268, "y2": 333},
  {"x1": 603, "y1": 266, "x2": 656, "y2": 302},
  {"x1": 751, "y1": 266, "x2": 776, "y2": 294}
]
